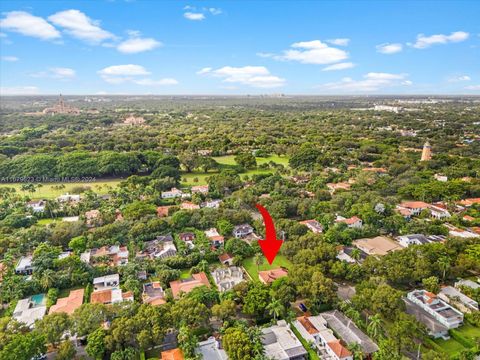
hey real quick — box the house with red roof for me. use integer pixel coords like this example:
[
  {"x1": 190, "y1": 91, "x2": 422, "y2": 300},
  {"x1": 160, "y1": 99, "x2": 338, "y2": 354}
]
[
  {"x1": 258, "y1": 268, "x2": 288, "y2": 285},
  {"x1": 335, "y1": 215, "x2": 363, "y2": 229},
  {"x1": 169, "y1": 272, "x2": 211, "y2": 298}
]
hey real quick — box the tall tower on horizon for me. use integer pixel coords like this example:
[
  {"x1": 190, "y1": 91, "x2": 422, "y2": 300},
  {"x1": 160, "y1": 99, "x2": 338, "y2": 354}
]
[{"x1": 421, "y1": 141, "x2": 432, "y2": 161}]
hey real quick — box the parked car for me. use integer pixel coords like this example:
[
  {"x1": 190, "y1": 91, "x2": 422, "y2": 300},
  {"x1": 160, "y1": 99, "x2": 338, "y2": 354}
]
[{"x1": 298, "y1": 303, "x2": 308, "y2": 312}]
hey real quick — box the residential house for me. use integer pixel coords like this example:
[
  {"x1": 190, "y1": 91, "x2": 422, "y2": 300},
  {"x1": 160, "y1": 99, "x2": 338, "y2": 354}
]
[
  {"x1": 57, "y1": 193, "x2": 81, "y2": 202},
  {"x1": 321, "y1": 311, "x2": 379, "y2": 356},
  {"x1": 161, "y1": 348, "x2": 184, "y2": 360},
  {"x1": 438, "y1": 286, "x2": 478, "y2": 313},
  {"x1": 434, "y1": 174, "x2": 448, "y2": 182},
  {"x1": 13, "y1": 294, "x2": 47, "y2": 328},
  {"x1": 335, "y1": 216, "x2": 363, "y2": 229},
  {"x1": 170, "y1": 272, "x2": 211, "y2": 298},
  {"x1": 455, "y1": 279, "x2": 480, "y2": 290},
  {"x1": 327, "y1": 182, "x2": 351, "y2": 194},
  {"x1": 26, "y1": 200, "x2": 46, "y2": 213},
  {"x1": 49, "y1": 289, "x2": 84, "y2": 315},
  {"x1": 211, "y1": 266, "x2": 245, "y2": 292},
  {"x1": 205, "y1": 228, "x2": 224, "y2": 247},
  {"x1": 233, "y1": 224, "x2": 254, "y2": 238},
  {"x1": 336, "y1": 246, "x2": 368, "y2": 264},
  {"x1": 85, "y1": 209, "x2": 102, "y2": 227},
  {"x1": 142, "y1": 282, "x2": 166, "y2": 306},
  {"x1": 136, "y1": 235, "x2": 177, "y2": 260},
  {"x1": 353, "y1": 236, "x2": 402, "y2": 256},
  {"x1": 15, "y1": 256, "x2": 33, "y2": 275},
  {"x1": 91, "y1": 274, "x2": 133, "y2": 305},
  {"x1": 81, "y1": 245, "x2": 129, "y2": 267},
  {"x1": 91, "y1": 288, "x2": 134, "y2": 305},
  {"x1": 404, "y1": 298, "x2": 450, "y2": 339},
  {"x1": 191, "y1": 185, "x2": 209, "y2": 194},
  {"x1": 396, "y1": 234, "x2": 447, "y2": 247},
  {"x1": 157, "y1": 206, "x2": 172, "y2": 217},
  {"x1": 93, "y1": 274, "x2": 119, "y2": 291},
  {"x1": 179, "y1": 232, "x2": 195, "y2": 248},
  {"x1": 218, "y1": 253, "x2": 234, "y2": 266},
  {"x1": 201, "y1": 199, "x2": 222, "y2": 209},
  {"x1": 181, "y1": 201, "x2": 200, "y2": 210},
  {"x1": 195, "y1": 337, "x2": 227, "y2": 360},
  {"x1": 444, "y1": 224, "x2": 479, "y2": 238},
  {"x1": 429, "y1": 203, "x2": 451, "y2": 219},
  {"x1": 396, "y1": 201, "x2": 429, "y2": 217},
  {"x1": 261, "y1": 320, "x2": 308, "y2": 360},
  {"x1": 299, "y1": 219, "x2": 323, "y2": 234},
  {"x1": 458, "y1": 198, "x2": 480, "y2": 207},
  {"x1": 407, "y1": 290, "x2": 463, "y2": 329},
  {"x1": 259, "y1": 268, "x2": 288, "y2": 285},
  {"x1": 294, "y1": 315, "x2": 352, "y2": 360},
  {"x1": 161, "y1": 188, "x2": 187, "y2": 199}
]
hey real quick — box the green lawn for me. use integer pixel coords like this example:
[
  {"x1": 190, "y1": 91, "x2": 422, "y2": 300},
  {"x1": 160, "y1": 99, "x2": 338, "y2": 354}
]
[
  {"x1": 433, "y1": 337, "x2": 466, "y2": 356},
  {"x1": 37, "y1": 218, "x2": 61, "y2": 225},
  {"x1": 242, "y1": 255, "x2": 292, "y2": 281},
  {"x1": 0, "y1": 179, "x2": 122, "y2": 200},
  {"x1": 213, "y1": 155, "x2": 290, "y2": 167},
  {"x1": 456, "y1": 324, "x2": 480, "y2": 340},
  {"x1": 180, "y1": 268, "x2": 192, "y2": 279}
]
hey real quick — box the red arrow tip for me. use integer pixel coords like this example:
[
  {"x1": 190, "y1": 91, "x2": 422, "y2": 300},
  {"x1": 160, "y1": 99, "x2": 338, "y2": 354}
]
[
  {"x1": 258, "y1": 238, "x2": 283, "y2": 265},
  {"x1": 255, "y1": 203, "x2": 283, "y2": 265}
]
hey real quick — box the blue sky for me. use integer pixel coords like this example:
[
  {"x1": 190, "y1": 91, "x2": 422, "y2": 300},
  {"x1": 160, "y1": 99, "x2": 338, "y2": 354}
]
[{"x1": 0, "y1": 0, "x2": 479, "y2": 95}]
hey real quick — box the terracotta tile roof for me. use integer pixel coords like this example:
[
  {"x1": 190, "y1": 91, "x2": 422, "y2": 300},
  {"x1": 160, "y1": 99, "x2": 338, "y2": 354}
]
[
  {"x1": 458, "y1": 198, "x2": 480, "y2": 206},
  {"x1": 297, "y1": 316, "x2": 319, "y2": 334},
  {"x1": 157, "y1": 206, "x2": 171, "y2": 217},
  {"x1": 91, "y1": 289, "x2": 112, "y2": 304},
  {"x1": 258, "y1": 268, "x2": 288, "y2": 284},
  {"x1": 49, "y1": 288, "x2": 84, "y2": 315},
  {"x1": 218, "y1": 253, "x2": 233, "y2": 263},
  {"x1": 328, "y1": 340, "x2": 352, "y2": 358},
  {"x1": 463, "y1": 215, "x2": 475, "y2": 221},
  {"x1": 122, "y1": 291, "x2": 133, "y2": 300},
  {"x1": 170, "y1": 272, "x2": 211, "y2": 298},
  {"x1": 400, "y1": 201, "x2": 429, "y2": 209},
  {"x1": 161, "y1": 348, "x2": 184, "y2": 360},
  {"x1": 336, "y1": 216, "x2": 362, "y2": 225}
]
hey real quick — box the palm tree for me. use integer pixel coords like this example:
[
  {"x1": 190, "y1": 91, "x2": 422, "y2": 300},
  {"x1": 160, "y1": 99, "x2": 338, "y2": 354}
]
[
  {"x1": 254, "y1": 253, "x2": 264, "y2": 271},
  {"x1": 367, "y1": 314, "x2": 383, "y2": 339},
  {"x1": 438, "y1": 257, "x2": 450, "y2": 280},
  {"x1": 40, "y1": 269, "x2": 56, "y2": 290},
  {"x1": 351, "y1": 248, "x2": 361, "y2": 262},
  {"x1": 267, "y1": 298, "x2": 284, "y2": 321}
]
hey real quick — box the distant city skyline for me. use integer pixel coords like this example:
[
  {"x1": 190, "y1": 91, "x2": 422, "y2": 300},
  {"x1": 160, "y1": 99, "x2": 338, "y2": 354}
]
[{"x1": 0, "y1": 0, "x2": 479, "y2": 95}]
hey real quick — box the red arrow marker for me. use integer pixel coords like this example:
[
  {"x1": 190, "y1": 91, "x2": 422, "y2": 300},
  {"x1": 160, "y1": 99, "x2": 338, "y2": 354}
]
[{"x1": 256, "y1": 203, "x2": 283, "y2": 265}]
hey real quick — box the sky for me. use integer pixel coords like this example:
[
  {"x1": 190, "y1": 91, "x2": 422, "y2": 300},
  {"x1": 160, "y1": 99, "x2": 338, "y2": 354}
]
[{"x1": 0, "y1": 0, "x2": 479, "y2": 95}]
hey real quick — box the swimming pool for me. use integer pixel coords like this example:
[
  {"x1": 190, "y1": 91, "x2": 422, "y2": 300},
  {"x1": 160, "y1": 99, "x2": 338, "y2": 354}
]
[{"x1": 30, "y1": 294, "x2": 46, "y2": 307}]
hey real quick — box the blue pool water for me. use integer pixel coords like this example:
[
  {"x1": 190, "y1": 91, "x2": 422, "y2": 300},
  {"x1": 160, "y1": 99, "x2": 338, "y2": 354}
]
[{"x1": 30, "y1": 294, "x2": 46, "y2": 306}]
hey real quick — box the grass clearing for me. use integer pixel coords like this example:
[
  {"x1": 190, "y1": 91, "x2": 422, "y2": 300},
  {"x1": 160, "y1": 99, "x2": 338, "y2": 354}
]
[
  {"x1": 433, "y1": 337, "x2": 466, "y2": 356},
  {"x1": 455, "y1": 324, "x2": 480, "y2": 340},
  {"x1": 242, "y1": 255, "x2": 292, "y2": 281},
  {"x1": 213, "y1": 155, "x2": 289, "y2": 167},
  {"x1": 0, "y1": 179, "x2": 123, "y2": 200}
]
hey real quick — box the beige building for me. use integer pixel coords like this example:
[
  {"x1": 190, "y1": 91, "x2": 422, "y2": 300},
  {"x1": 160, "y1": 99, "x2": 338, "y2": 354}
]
[
  {"x1": 353, "y1": 236, "x2": 402, "y2": 256},
  {"x1": 421, "y1": 141, "x2": 432, "y2": 161}
]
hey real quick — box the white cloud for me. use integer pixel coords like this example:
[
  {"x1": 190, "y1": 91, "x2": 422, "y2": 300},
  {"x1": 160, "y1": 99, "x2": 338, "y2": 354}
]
[
  {"x1": 31, "y1": 67, "x2": 76, "y2": 79},
  {"x1": 322, "y1": 62, "x2": 355, "y2": 71},
  {"x1": 412, "y1": 31, "x2": 469, "y2": 49},
  {"x1": 184, "y1": 12, "x2": 205, "y2": 21},
  {"x1": 448, "y1": 75, "x2": 471, "y2": 82},
  {"x1": 133, "y1": 78, "x2": 178, "y2": 86},
  {"x1": 0, "y1": 86, "x2": 39, "y2": 95},
  {"x1": 98, "y1": 64, "x2": 176, "y2": 86},
  {"x1": 327, "y1": 38, "x2": 350, "y2": 46},
  {"x1": 316, "y1": 72, "x2": 409, "y2": 92},
  {"x1": 269, "y1": 40, "x2": 348, "y2": 65},
  {"x1": 1, "y1": 56, "x2": 19, "y2": 62},
  {"x1": 0, "y1": 11, "x2": 60, "y2": 40},
  {"x1": 207, "y1": 7, "x2": 222, "y2": 15},
  {"x1": 376, "y1": 43, "x2": 403, "y2": 54},
  {"x1": 48, "y1": 9, "x2": 114, "y2": 43},
  {"x1": 199, "y1": 66, "x2": 285, "y2": 88},
  {"x1": 117, "y1": 37, "x2": 162, "y2": 53},
  {"x1": 465, "y1": 85, "x2": 480, "y2": 90}
]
